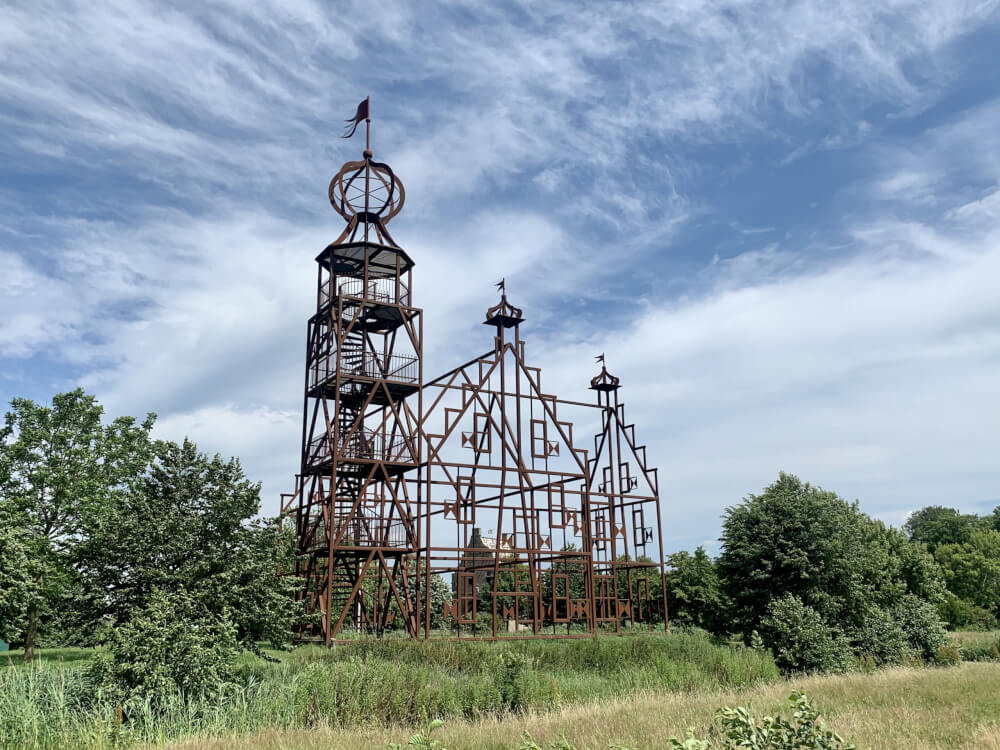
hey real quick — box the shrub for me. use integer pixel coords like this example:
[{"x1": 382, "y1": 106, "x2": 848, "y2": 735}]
[
  {"x1": 669, "y1": 692, "x2": 855, "y2": 749},
  {"x1": 937, "y1": 594, "x2": 997, "y2": 630},
  {"x1": 846, "y1": 605, "x2": 907, "y2": 665},
  {"x1": 956, "y1": 635, "x2": 1000, "y2": 662},
  {"x1": 490, "y1": 649, "x2": 532, "y2": 711},
  {"x1": 761, "y1": 595, "x2": 852, "y2": 673},
  {"x1": 934, "y1": 645, "x2": 961, "y2": 667},
  {"x1": 893, "y1": 594, "x2": 947, "y2": 660},
  {"x1": 86, "y1": 589, "x2": 240, "y2": 712}
]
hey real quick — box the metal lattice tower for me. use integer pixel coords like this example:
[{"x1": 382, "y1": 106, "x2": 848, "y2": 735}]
[
  {"x1": 283, "y1": 141, "x2": 424, "y2": 643},
  {"x1": 281, "y1": 111, "x2": 668, "y2": 642}
]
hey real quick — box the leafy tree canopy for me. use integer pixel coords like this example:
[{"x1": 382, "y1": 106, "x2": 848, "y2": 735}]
[
  {"x1": 665, "y1": 546, "x2": 726, "y2": 633},
  {"x1": 934, "y1": 530, "x2": 1000, "y2": 618},
  {"x1": 718, "y1": 472, "x2": 946, "y2": 667},
  {"x1": 904, "y1": 505, "x2": 985, "y2": 552},
  {"x1": 0, "y1": 389, "x2": 154, "y2": 659},
  {"x1": 87, "y1": 588, "x2": 240, "y2": 712},
  {"x1": 74, "y1": 437, "x2": 303, "y2": 652}
]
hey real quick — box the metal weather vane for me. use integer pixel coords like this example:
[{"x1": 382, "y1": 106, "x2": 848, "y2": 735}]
[
  {"x1": 328, "y1": 96, "x2": 408, "y2": 246},
  {"x1": 342, "y1": 96, "x2": 372, "y2": 156}
]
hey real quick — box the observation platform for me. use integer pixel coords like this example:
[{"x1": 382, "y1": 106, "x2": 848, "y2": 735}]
[
  {"x1": 317, "y1": 276, "x2": 413, "y2": 333},
  {"x1": 303, "y1": 431, "x2": 418, "y2": 477},
  {"x1": 307, "y1": 351, "x2": 419, "y2": 403},
  {"x1": 299, "y1": 511, "x2": 414, "y2": 553},
  {"x1": 316, "y1": 241, "x2": 414, "y2": 277}
]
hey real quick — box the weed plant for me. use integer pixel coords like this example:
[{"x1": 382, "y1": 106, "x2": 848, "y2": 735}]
[{"x1": 0, "y1": 632, "x2": 779, "y2": 750}]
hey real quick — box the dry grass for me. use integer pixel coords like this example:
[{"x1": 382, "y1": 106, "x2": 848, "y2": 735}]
[
  {"x1": 949, "y1": 630, "x2": 1000, "y2": 647},
  {"x1": 161, "y1": 662, "x2": 1000, "y2": 750}
]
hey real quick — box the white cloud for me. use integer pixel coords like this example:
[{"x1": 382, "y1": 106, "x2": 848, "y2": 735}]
[
  {"x1": 525, "y1": 186, "x2": 1000, "y2": 550},
  {"x1": 2, "y1": 0, "x2": 999, "y2": 546},
  {"x1": 0, "y1": 250, "x2": 77, "y2": 356}
]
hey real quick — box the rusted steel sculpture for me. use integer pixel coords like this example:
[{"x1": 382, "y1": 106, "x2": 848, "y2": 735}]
[{"x1": 280, "y1": 102, "x2": 667, "y2": 642}]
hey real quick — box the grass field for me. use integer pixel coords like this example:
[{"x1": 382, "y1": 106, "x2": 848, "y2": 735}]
[
  {"x1": 0, "y1": 633, "x2": 778, "y2": 750},
  {"x1": 3, "y1": 633, "x2": 999, "y2": 750},
  {"x1": 163, "y1": 663, "x2": 1000, "y2": 750}
]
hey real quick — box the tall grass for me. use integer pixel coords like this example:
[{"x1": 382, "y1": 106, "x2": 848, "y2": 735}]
[{"x1": 0, "y1": 633, "x2": 779, "y2": 750}]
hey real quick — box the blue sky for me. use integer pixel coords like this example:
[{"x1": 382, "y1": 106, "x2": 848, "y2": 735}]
[{"x1": 2, "y1": 1, "x2": 999, "y2": 553}]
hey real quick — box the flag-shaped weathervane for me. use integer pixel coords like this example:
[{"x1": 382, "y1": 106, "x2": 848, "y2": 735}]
[
  {"x1": 595, "y1": 353, "x2": 605, "y2": 364},
  {"x1": 495, "y1": 278, "x2": 505, "y2": 294},
  {"x1": 343, "y1": 97, "x2": 370, "y2": 139}
]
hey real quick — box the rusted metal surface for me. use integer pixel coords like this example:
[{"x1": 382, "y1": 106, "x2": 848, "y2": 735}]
[{"x1": 280, "y1": 124, "x2": 668, "y2": 642}]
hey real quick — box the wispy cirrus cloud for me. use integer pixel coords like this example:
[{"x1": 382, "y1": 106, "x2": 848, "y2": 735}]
[{"x1": 1, "y1": 0, "x2": 999, "y2": 547}]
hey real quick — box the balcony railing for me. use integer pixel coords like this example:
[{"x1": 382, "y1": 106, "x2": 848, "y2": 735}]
[
  {"x1": 319, "y1": 278, "x2": 410, "y2": 309},
  {"x1": 309, "y1": 351, "x2": 419, "y2": 390},
  {"x1": 306, "y1": 430, "x2": 414, "y2": 467},
  {"x1": 332, "y1": 513, "x2": 410, "y2": 548},
  {"x1": 301, "y1": 512, "x2": 410, "y2": 549}
]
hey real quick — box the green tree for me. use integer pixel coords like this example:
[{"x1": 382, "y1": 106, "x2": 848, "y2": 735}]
[
  {"x1": 719, "y1": 473, "x2": 946, "y2": 668},
  {"x1": 936, "y1": 592, "x2": 997, "y2": 630},
  {"x1": 74, "y1": 438, "x2": 303, "y2": 652},
  {"x1": 990, "y1": 506, "x2": 1000, "y2": 533},
  {"x1": 421, "y1": 572, "x2": 454, "y2": 631},
  {"x1": 761, "y1": 594, "x2": 852, "y2": 673},
  {"x1": 0, "y1": 390, "x2": 154, "y2": 660},
  {"x1": 904, "y1": 506, "x2": 983, "y2": 553},
  {"x1": 665, "y1": 547, "x2": 725, "y2": 633},
  {"x1": 87, "y1": 588, "x2": 240, "y2": 711},
  {"x1": 356, "y1": 568, "x2": 452, "y2": 633},
  {"x1": 934, "y1": 530, "x2": 1000, "y2": 618},
  {"x1": 0, "y1": 523, "x2": 46, "y2": 646}
]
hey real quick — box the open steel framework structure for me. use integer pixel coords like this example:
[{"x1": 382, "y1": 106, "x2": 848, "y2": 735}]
[{"x1": 280, "y1": 135, "x2": 668, "y2": 642}]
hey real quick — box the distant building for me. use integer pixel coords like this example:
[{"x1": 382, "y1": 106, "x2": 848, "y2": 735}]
[{"x1": 453, "y1": 527, "x2": 513, "y2": 592}]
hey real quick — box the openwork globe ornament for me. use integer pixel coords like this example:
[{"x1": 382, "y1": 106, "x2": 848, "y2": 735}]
[{"x1": 328, "y1": 159, "x2": 406, "y2": 225}]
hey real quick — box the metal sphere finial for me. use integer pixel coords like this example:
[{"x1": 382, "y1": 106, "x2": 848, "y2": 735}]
[{"x1": 328, "y1": 159, "x2": 405, "y2": 225}]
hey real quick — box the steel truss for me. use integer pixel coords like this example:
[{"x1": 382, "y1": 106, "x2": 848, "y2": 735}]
[{"x1": 281, "y1": 145, "x2": 668, "y2": 642}]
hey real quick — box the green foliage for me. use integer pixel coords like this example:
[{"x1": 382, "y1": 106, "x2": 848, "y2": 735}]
[
  {"x1": 846, "y1": 603, "x2": 908, "y2": 666},
  {"x1": 0, "y1": 633, "x2": 779, "y2": 750},
  {"x1": 692, "y1": 692, "x2": 853, "y2": 749},
  {"x1": 719, "y1": 473, "x2": 947, "y2": 671},
  {"x1": 490, "y1": 649, "x2": 532, "y2": 711},
  {"x1": 388, "y1": 694, "x2": 855, "y2": 750},
  {"x1": 892, "y1": 594, "x2": 947, "y2": 660},
  {"x1": 666, "y1": 547, "x2": 726, "y2": 633},
  {"x1": 0, "y1": 390, "x2": 154, "y2": 658},
  {"x1": 74, "y1": 437, "x2": 304, "y2": 652},
  {"x1": 86, "y1": 589, "x2": 239, "y2": 711},
  {"x1": 937, "y1": 593, "x2": 997, "y2": 630},
  {"x1": 387, "y1": 719, "x2": 447, "y2": 750},
  {"x1": 934, "y1": 644, "x2": 961, "y2": 666},
  {"x1": 885, "y1": 528, "x2": 947, "y2": 605},
  {"x1": 954, "y1": 633, "x2": 1000, "y2": 662},
  {"x1": 904, "y1": 505, "x2": 983, "y2": 553},
  {"x1": 299, "y1": 630, "x2": 778, "y2": 690},
  {"x1": 0, "y1": 523, "x2": 47, "y2": 646},
  {"x1": 424, "y1": 573, "x2": 455, "y2": 631},
  {"x1": 905, "y1": 504, "x2": 1000, "y2": 631},
  {"x1": 934, "y1": 530, "x2": 1000, "y2": 618},
  {"x1": 761, "y1": 595, "x2": 852, "y2": 673}
]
